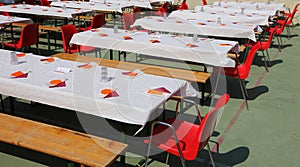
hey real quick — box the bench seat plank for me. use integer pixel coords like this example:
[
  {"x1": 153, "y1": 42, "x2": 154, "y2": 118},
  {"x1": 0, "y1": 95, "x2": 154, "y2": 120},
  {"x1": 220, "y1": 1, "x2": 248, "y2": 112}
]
[
  {"x1": 0, "y1": 113, "x2": 127, "y2": 167},
  {"x1": 52, "y1": 53, "x2": 211, "y2": 84}
]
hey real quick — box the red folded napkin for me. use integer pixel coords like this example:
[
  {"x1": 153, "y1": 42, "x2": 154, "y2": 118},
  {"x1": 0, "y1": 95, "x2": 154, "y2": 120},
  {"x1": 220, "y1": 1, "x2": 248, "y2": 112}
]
[
  {"x1": 154, "y1": 87, "x2": 171, "y2": 93},
  {"x1": 57, "y1": 10, "x2": 63, "y2": 12},
  {"x1": 49, "y1": 81, "x2": 66, "y2": 88},
  {"x1": 176, "y1": 20, "x2": 183, "y2": 23},
  {"x1": 99, "y1": 33, "x2": 108, "y2": 37},
  {"x1": 91, "y1": 29, "x2": 99, "y2": 32},
  {"x1": 104, "y1": 90, "x2": 119, "y2": 98}
]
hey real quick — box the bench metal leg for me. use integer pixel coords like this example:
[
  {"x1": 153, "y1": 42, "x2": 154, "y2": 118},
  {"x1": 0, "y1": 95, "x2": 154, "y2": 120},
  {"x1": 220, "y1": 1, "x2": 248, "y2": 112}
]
[
  {"x1": 0, "y1": 94, "x2": 4, "y2": 113},
  {"x1": 9, "y1": 96, "x2": 15, "y2": 115}
]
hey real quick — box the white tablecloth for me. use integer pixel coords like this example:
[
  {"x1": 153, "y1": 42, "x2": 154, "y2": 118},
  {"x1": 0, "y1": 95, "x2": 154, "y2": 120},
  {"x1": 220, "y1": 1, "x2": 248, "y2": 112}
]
[
  {"x1": 51, "y1": 1, "x2": 124, "y2": 13},
  {"x1": 132, "y1": 16, "x2": 259, "y2": 41},
  {"x1": 0, "y1": 15, "x2": 32, "y2": 26},
  {"x1": 70, "y1": 28, "x2": 239, "y2": 67},
  {"x1": 0, "y1": 49, "x2": 199, "y2": 125},
  {"x1": 212, "y1": 1, "x2": 285, "y2": 11},
  {"x1": 169, "y1": 9, "x2": 269, "y2": 25},
  {"x1": 92, "y1": 0, "x2": 152, "y2": 9},
  {"x1": 0, "y1": 4, "x2": 92, "y2": 18},
  {"x1": 195, "y1": 4, "x2": 279, "y2": 16}
]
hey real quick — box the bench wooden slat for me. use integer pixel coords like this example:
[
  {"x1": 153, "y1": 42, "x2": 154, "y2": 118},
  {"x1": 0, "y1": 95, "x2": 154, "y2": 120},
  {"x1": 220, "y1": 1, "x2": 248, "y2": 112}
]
[
  {"x1": 52, "y1": 53, "x2": 211, "y2": 84},
  {"x1": 0, "y1": 113, "x2": 127, "y2": 167}
]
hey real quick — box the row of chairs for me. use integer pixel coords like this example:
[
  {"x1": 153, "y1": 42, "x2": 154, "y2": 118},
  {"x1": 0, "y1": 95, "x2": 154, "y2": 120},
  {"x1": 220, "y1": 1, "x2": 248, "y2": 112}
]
[{"x1": 143, "y1": 3, "x2": 299, "y2": 167}]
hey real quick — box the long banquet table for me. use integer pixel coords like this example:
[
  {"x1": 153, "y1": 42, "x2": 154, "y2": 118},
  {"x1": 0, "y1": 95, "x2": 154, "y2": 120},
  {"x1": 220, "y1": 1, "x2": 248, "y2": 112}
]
[
  {"x1": 50, "y1": 1, "x2": 125, "y2": 13},
  {"x1": 70, "y1": 27, "x2": 240, "y2": 67},
  {"x1": 212, "y1": 1, "x2": 286, "y2": 11},
  {"x1": 132, "y1": 16, "x2": 260, "y2": 41},
  {"x1": 0, "y1": 49, "x2": 199, "y2": 125},
  {"x1": 169, "y1": 9, "x2": 269, "y2": 25},
  {"x1": 0, "y1": 4, "x2": 92, "y2": 19}
]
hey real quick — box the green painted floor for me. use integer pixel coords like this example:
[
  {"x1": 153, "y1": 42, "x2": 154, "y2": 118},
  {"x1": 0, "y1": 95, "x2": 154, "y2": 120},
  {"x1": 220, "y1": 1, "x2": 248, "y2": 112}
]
[{"x1": 0, "y1": 23, "x2": 300, "y2": 167}]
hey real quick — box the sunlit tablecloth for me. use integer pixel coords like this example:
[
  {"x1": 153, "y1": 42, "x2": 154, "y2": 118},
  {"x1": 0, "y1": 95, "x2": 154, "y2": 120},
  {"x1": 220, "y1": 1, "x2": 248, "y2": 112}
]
[
  {"x1": 0, "y1": 4, "x2": 92, "y2": 18},
  {"x1": 0, "y1": 49, "x2": 199, "y2": 125},
  {"x1": 133, "y1": 16, "x2": 260, "y2": 41},
  {"x1": 70, "y1": 27, "x2": 239, "y2": 67},
  {"x1": 169, "y1": 9, "x2": 269, "y2": 25},
  {"x1": 212, "y1": 1, "x2": 285, "y2": 11}
]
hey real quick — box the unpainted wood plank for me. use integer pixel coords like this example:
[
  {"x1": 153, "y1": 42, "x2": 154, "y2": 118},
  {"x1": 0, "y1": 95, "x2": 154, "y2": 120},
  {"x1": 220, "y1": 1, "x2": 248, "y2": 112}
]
[{"x1": 0, "y1": 113, "x2": 127, "y2": 167}]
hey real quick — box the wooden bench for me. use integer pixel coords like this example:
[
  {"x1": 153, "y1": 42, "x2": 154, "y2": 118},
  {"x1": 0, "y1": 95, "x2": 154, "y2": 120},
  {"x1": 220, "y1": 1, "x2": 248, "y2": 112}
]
[
  {"x1": 0, "y1": 113, "x2": 127, "y2": 167},
  {"x1": 52, "y1": 53, "x2": 211, "y2": 101},
  {"x1": 11, "y1": 23, "x2": 61, "y2": 50}
]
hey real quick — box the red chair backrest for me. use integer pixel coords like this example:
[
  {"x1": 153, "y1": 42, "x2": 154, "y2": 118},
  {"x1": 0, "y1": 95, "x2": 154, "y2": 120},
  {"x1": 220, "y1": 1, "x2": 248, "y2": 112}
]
[
  {"x1": 179, "y1": 2, "x2": 189, "y2": 10},
  {"x1": 60, "y1": 24, "x2": 78, "y2": 53},
  {"x1": 132, "y1": 7, "x2": 141, "y2": 22},
  {"x1": 90, "y1": 14, "x2": 106, "y2": 29},
  {"x1": 286, "y1": 3, "x2": 299, "y2": 25},
  {"x1": 238, "y1": 42, "x2": 261, "y2": 79},
  {"x1": 40, "y1": 0, "x2": 50, "y2": 7},
  {"x1": 276, "y1": 16, "x2": 289, "y2": 34},
  {"x1": 202, "y1": 0, "x2": 207, "y2": 5},
  {"x1": 198, "y1": 94, "x2": 230, "y2": 147},
  {"x1": 25, "y1": 0, "x2": 35, "y2": 5},
  {"x1": 122, "y1": 13, "x2": 133, "y2": 30},
  {"x1": 19, "y1": 23, "x2": 39, "y2": 47},
  {"x1": 261, "y1": 27, "x2": 277, "y2": 50},
  {"x1": 0, "y1": 3, "x2": 9, "y2": 16}
]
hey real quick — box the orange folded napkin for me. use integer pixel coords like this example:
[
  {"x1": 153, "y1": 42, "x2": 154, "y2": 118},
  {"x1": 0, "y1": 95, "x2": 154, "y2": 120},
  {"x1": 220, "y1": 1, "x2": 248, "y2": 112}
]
[
  {"x1": 99, "y1": 33, "x2": 108, "y2": 37},
  {"x1": 91, "y1": 29, "x2": 99, "y2": 32},
  {"x1": 186, "y1": 43, "x2": 198, "y2": 48},
  {"x1": 219, "y1": 43, "x2": 232, "y2": 46},
  {"x1": 101, "y1": 89, "x2": 119, "y2": 98},
  {"x1": 220, "y1": 24, "x2": 226, "y2": 26},
  {"x1": 10, "y1": 71, "x2": 29, "y2": 78},
  {"x1": 123, "y1": 36, "x2": 133, "y2": 40},
  {"x1": 122, "y1": 71, "x2": 138, "y2": 76},
  {"x1": 16, "y1": 53, "x2": 26, "y2": 58},
  {"x1": 230, "y1": 14, "x2": 236, "y2": 16},
  {"x1": 156, "y1": 19, "x2": 164, "y2": 22},
  {"x1": 148, "y1": 89, "x2": 163, "y2": 95},
  {"x1": 198, "y1": 22, "x2": 206, "y2": 25},
  {"x1": 148, "y1": 87, "x2": 171, "y2": 95},
  {"x1": 11, "y1": 5, "x2": 17, "y2": 8},
  {"x1": 40, "y1": 57, "x2": 55, "y2": 63},
  {"x1": 77, "y1": 63, "x2": 92, "y2": 69},
  {"x1": 49, "y1": 79, "x2": 66, "y2": 88},
  {"x1": 150, "y1": 39, "x2": 160, "y2": 43}
]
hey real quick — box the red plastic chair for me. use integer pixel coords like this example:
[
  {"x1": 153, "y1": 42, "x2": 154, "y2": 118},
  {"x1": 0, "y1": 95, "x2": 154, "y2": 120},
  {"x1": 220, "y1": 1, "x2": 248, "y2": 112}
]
[
  {"x1": 0, "y1": 3, "x2": 9, "y2": 16},
  {"x1": 4, "y1": 23, "x2": 40, "y2": 54},
  {"x1": 132, "y1": 7, "x2": 141, "y2": 22},
  {"x1": 277, "y1": 3, "x2": 299, "y2": 38},
  {"x1": 122, "y1": 13, "x2": 134, "y2": 30},
  {"x1": 24, "y1": 0, "x2": 35, "y2": 5},
  {"x1": 270, "y1": 16, "x2": 289, "y2": 51},
  {"x1": 179, "y1": 0, "x2": 189, "y2": 10},
  {"x1": 153, "y1": 2, "x2": 169, "y2": 17},
  {"x1": 60, "y1": 24, "x2": 98, "y2": 56},
  {"x1": 144, "y1": 94, "x2": 230, "y2": 167},
  {"x1": 40, "y1": 0, "x2": 50, "y2": 7},
  {"x1": 80, "y1": 14, "x2": 106, "y2": 31},
  {"x1": 202, "y1": 0, "x2": 207, "y2": 5},
  {"x1": 259, "y1": 27, "x2": 277, "y2": 71},
  {"x1": 224, "y1": 42, "x2": 261, "y2": 109}
]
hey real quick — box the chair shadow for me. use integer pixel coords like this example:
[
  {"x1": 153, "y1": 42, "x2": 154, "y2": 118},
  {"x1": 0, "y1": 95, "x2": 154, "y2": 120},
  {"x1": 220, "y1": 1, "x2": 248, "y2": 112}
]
[
  {"x1": 271, "y1": 43, "x2": 293, "y2": 50},
  {"x1": 252, "y1": 55, "x2": 283, "y2": 68},
  {"x1": 164, "y1": 146, "x2": 250, "y2": 167},
  {"x1": 226, "y1": 77, "x2": 269, "y2": 101}
]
